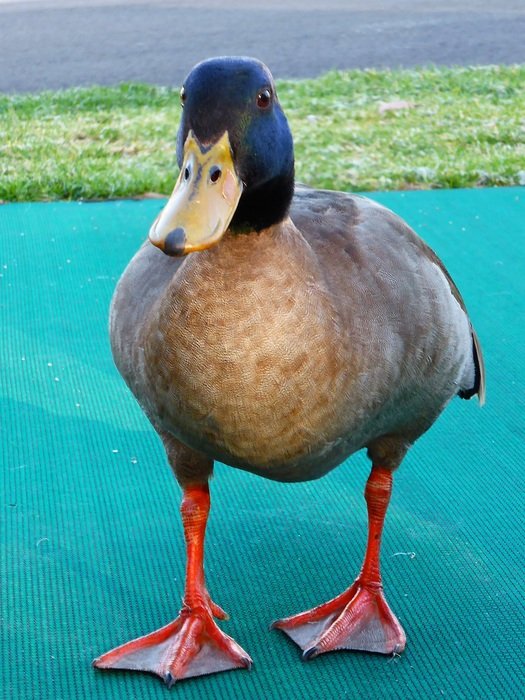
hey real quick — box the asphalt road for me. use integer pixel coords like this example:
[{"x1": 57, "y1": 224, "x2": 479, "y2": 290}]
[{"x1": 1, "y1": 0, "x2": 524, "y2": 93}]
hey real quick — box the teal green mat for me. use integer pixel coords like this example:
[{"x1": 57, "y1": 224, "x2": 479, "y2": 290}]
[{"x1": 1, "y1": 188, "x2": 524, "y2": 699}]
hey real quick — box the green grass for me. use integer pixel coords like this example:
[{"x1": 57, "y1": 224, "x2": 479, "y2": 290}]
[{"x1": 1, "y1": 65, "x2": 525, "y2": 201}]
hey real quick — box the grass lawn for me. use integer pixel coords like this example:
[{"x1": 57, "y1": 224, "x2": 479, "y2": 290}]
[{"x1": 1, "y1": 64, "x2": 524, "y2": 201}]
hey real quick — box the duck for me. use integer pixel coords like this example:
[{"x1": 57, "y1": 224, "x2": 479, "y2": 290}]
[{"x1": 93, "y1": 56, "x2": 485, "y2": 687}]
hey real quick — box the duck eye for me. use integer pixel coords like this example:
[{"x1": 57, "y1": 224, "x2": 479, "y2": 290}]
[
  {"x1": 256, "y1": 88, "x2": 272, "y2": 109},
  {"x1": 180, "y1": 86, "x2": 187, "y2": 107}
]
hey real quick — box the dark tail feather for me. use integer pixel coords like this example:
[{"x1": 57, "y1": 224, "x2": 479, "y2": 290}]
[{"x1": 458, "y1": 330, "x2": 486, "y2": 405}]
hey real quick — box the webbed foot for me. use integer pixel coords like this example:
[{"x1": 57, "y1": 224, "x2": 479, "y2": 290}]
[
  {"x1": 93, "y1": 604, "x2": 252, "y2": 684},
  {"x1": 273, "y1": 466, "x2": 407, "y2": 660},
  {"x1": 272, "y1": 578, "x2": 405, "y2": 658}
]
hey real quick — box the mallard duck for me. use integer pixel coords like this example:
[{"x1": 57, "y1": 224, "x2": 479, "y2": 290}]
[{"x1": 93, "y1": 56, "x2": 485, "y2": 687}]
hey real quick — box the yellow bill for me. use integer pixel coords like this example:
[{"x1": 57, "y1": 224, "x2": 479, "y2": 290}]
[{"x1": 148, "y1": 131, "x2": 243, "y2": 255}]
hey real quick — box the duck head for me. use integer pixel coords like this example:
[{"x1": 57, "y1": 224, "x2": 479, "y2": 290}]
[{"x1": 149, "y1": 57, "x2": 295, "y2": 255}]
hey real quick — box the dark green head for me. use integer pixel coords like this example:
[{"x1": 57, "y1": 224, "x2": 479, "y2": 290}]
[{"x1": 177, "y1": 57, "x2": 295, "y2": 232}]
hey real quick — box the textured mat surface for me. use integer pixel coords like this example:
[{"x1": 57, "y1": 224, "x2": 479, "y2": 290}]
[{"x1": 1, "y1": 188, "x2": 524, "y2": 700}]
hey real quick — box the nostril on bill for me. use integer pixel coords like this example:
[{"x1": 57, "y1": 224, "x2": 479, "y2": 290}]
[
  {"x1": 164, "y1": 227, "x2": 187, "y2": 256},
  {"x1": 209, "y1": 166, "x2": 222, "y2": 183}
]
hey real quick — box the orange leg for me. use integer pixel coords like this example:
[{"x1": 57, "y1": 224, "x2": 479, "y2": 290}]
[
  {"x1": 93, "y1": 484, "x2": 252, "y2": 685},
  {"x1": 272, "y1": 465, "x2": 406, "y2": 657}
]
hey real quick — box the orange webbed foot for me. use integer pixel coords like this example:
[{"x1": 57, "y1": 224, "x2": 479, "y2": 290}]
[
  {"x1": 272, "y1": 466, "x2": 407, "y2": 660},
  {"x1": 93, "y1": 603, "x2": 252, "y2": 685},
  {"x1": 272, "y1": 579, "x2": 406, "y2": 658}
]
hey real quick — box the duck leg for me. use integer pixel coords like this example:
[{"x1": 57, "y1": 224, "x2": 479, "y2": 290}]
[
  {"x1": 272, "y1": 465, "x2": 406, "y2": 658},
  {"x1": 93, "y1": 484, "x2": 252, "y2": 685}
]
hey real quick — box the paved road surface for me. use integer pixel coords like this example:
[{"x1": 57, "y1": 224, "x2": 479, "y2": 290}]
[{"x1": 1, "y1": 0, "x2": 524, "y2": 92}]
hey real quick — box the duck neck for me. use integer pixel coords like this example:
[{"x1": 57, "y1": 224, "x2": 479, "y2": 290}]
[{"x1": 230, "y1": 168, "x2": 295, "y2": 234}]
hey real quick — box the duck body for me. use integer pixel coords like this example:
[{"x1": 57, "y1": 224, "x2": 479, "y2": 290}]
[
  {"x1": 95, "y1": 57, "x2": 484, "y2": 686},
  {"x1": 111, "y1": 187, "x2": 476, "y2": 483}
]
